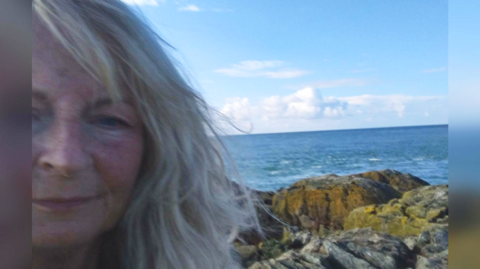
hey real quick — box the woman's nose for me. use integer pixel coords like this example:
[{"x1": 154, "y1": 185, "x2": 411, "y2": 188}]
[{"x1": 38, "y1": 119, "x2": 92, "y2": 178}]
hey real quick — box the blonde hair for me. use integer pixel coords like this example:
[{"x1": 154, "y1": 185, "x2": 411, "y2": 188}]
[{"x1": 33, "y1": 0, "x2": 261, "y2": 268}]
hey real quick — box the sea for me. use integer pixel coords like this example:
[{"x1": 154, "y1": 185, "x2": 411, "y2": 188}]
[{"x1": 223, "y1": 124, "x2": 448, "y2": 191}]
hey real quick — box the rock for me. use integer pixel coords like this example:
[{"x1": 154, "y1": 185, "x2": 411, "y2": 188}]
[
  {"x1": 344, "y1": 185, "x2": 448, "y2": 237},
  {"x1": 354, "y1": 169, "x2": 429, "y2": 193},
  {"x1": 248, "y1": 250, "x2": 331, "y2": 269},
  {"x1": 415, "y1": 255, "x2": 447, "y2": 269},
  {"x1": 322, "y1": 228, "x2": 416, "y2": 269},
  {"x1": 245, "y1": 227, "x2": 449, "y2": 269},
  {"x1": 281, "y1": 228, "x2": 314, "y2": 249},
  {"x1": 235, "y1": 244, "x2": 259, "y2": 263},
  {"x1": 258, "y1": 240, "x2": 288, "y2": 260},
  {"x1": 248, "y1": 228, "x2": 416, "y2": 269},
  {"x1": 237, "y1": 170, "x2": 448, "y2": 268},
  {"x1": 238, "y1": 189, "x2": 285, "y2": 245},
  {"x1": 403, "y1": 236, "x2": 418, "y2": 251},
  {"x1": 413, "y1": 226, "x2": 448, "y2": 268},
  {"x1": 323, "y1": 240, "x2": 376, "y2": 269},
  {"x1": 271, "y1": 174, "x2": 401, "y2": 231},
  {"x1": 300, "y1": 238, "x2": 323, "y2": 254}
]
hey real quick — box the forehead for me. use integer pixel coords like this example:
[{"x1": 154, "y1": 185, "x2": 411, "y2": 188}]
[
  {"x1": 32, "y1": 17, "x2": 129, "y2": 104},
  {"x1": 33, "y1": 19, "x2": 96, "y2": 96}
]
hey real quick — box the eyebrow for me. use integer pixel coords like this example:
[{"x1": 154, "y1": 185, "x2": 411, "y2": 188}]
[
  {"x1": 89, "y1": 97, "x2": 135, "y2": 110},
  {"x1": 32, "y1": 89, "x2": 134, "y2": 108},
  {"x1": 90, "y1": 98, "x2": 115, "y2": 109}
]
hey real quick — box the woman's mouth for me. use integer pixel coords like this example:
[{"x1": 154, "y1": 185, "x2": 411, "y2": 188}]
[{"x1": 32, "y1": 197, "x2": 100, "y2": 211}]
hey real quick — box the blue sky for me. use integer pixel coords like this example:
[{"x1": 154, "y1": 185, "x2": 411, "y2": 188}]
[{"x1": 123, "y1": 0, "x2": 448, "y2": 134}]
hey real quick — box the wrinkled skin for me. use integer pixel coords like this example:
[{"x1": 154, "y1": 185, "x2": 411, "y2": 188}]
[{"x1": 32, "y1": 15, "x2": 144, "y2": 269}]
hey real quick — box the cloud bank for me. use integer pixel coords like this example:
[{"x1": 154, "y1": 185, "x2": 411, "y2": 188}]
[{"x1": 220, "y1": 87, "x2": 447, "y2": 133}]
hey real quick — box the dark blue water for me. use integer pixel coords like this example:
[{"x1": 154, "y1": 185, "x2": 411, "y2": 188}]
[{"x1": 224, "y1": 125, "x2": 448, "y2": 191}]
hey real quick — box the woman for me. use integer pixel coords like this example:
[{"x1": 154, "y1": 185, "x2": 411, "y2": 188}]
[{"x1": 32, "y1": 0, "x2": 260, "y2": 268}]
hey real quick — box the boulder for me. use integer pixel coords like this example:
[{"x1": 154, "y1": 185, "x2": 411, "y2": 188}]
[
  {"x1": 344, "y1": 185, "x2": 448, "y2": 237},
  {"x1": 248, "y1": 250, "x2": 331, "y2": 269},
  {"x1": 235, "y1": 244, "x2": 259, "y2": 263},
  {"x1": 281, "y1": 228, "x2": 315, "y2": 249},
  {"x1": 258, "y1": 239, "x2": 288, "y2": 260},
  {"x1": 354, "y1": 169, "x2": 429, "y2": 193},
  {"x1": 247, "y1": 228, "x2": 417, "y2": 269},
  {"x1": 321, "y1": 228, "x2": 416, "y2": 269},
  {"x1": 271, "y1": 174, "x2": 401, "y2": 231},
  {"x1": 238, "y1": 189, "x2": 285, "y2": 245},
  {"x1": 411, "y1": 226, "x2": 448, "y2": 269}
]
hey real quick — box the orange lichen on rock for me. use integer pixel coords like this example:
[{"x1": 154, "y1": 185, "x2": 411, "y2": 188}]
[
  {"x1": 354, "y1": 169, "x2": 429, "y2": 193},
  {"x1": 271, "y1": 174, "x2": 401, "y2": 231},
  {"x1": 344, "y1": 184, "x2": 448, "y2": 237}
]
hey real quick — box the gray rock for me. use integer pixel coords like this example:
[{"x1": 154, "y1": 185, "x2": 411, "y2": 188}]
[
  {"x1": 415, "y1": 255, "x2": 448, "y2": 269},
  {"x1": 283, "y1": 230, "x2": 314, "y2": 249},
  {"x1": 248, "y1": 250, "x2": 330, "y2": 269},
  {"x1": 403, "y1": 236, "x2": 418, "y2": 251},
  {"x1": 323, "y1": 240, "x2": 376, "y2": 269},
  {"x1": 414, "y1": 226, "x2": 448, "y2": 268},
  {"x1": 324, "y1": 228, "x2": 415, "y2": 269},
  {"x1": 300, "y1": 238, "x2": 323, "y2": 254}
]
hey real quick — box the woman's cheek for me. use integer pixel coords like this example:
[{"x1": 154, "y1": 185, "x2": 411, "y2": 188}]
[
  {"x1": 92, "y1": 130, "x2": 143, "y2": 229},
  {"x1": 89, "y1": 127, "x2": 144, "y2": 184}
]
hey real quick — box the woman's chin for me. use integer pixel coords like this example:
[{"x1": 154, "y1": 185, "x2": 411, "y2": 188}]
[{"x1": 33, "y1": 223, "x2": 101, "y2": 248}]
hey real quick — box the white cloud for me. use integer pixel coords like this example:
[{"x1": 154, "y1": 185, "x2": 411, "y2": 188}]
[
  {"x1": 221, "y1": 87, "x2": 348, "y2": 122},
  {"x1": 338, "y1": 94, "x2": 445, "y2": 118},
  {"x1": 220, "y1": 88, "x2": 447, "y2": 132},
  {"x1": 122, "y1": 0, "x2": 164, "y2": 6},
  {"x1": 178, "y1": 4, "x2": 201, "y2": 12},
  {"x1": 215, "y1": 60, "x2": 311, "y2": 79},
  {"x1": 422, "y1": 67, "x2": 447, "y2": 73},
  {"x1": 221, "y1": 97, "x2": 252, "y2": 121}
]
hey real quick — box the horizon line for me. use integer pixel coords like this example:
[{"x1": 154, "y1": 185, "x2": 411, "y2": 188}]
[{"x1": 226, "y1": 123, "x2": 448, "y2": 136}]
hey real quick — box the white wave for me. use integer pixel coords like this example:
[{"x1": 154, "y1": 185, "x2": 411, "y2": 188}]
[{"x1": 369, "y1": 158, "x2": 381, "y2": 161}]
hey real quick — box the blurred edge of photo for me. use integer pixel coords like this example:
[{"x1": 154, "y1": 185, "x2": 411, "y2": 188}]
[
  {"x1": 449, "y1": 0, "x2": 480, "y2": 268},
  {"x1": 0, "y1": 0, "x2": 32, "y2": 269}
]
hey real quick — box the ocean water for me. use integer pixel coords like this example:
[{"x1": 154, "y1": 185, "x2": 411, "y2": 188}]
[{"x1": 224, "y1": 125, "x2": 448, "y2": 191}]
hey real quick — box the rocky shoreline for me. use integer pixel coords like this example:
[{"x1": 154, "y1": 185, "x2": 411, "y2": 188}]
[{"x1": 235, "y1": 169, "x2": 448, "y2": 269}]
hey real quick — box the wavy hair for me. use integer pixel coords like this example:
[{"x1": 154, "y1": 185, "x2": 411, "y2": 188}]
[{"x1": 33, "y1": 0, "x2": 261, "y2": 268}]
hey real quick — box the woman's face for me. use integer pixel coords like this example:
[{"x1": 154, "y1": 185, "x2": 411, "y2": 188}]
[{"x1": 32, "y1": 22, "x2": 144, "y2": 248}]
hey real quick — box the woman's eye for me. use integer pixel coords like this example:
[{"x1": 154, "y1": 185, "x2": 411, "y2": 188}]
[{"x1": 92, "y1": 116, "x2": 130, "y2": 128}]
